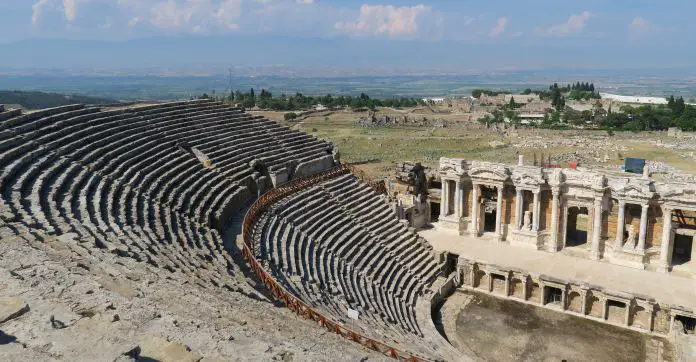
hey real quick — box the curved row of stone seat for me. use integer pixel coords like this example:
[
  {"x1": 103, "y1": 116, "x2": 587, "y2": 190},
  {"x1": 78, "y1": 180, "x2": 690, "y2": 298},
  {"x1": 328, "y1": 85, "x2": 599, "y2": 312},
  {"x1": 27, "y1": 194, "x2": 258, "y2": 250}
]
[
  {"x1": 0, "y1": 100, "x2": 335, "y2": 289},
  {"x1": 253, "y1": 173, "x2": 442, "y2": 356}
]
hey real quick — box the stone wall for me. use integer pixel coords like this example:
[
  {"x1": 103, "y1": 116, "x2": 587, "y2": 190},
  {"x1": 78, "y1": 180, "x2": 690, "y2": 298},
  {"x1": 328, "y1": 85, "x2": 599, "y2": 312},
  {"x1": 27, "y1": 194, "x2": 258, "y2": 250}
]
[{"x1": 457, "y1": 258, "x2": 696, "y2": 337}]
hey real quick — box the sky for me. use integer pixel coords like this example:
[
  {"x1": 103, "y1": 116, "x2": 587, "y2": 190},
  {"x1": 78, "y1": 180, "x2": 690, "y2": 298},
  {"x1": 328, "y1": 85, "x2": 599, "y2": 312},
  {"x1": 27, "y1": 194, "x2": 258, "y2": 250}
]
[{"x1": 1, "y1": 1, "x2": 695, "y2": 73}]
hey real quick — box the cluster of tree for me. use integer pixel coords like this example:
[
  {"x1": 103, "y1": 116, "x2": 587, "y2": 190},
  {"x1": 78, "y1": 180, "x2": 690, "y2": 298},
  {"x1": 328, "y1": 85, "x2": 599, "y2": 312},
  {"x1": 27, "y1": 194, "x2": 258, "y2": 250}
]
[
  {"x1": 201, "y1": 89, "x2": 423, "y2": 111},
  {"x1": 602, "y1": 97, "x2": 696, "y2": 131},
  {"x1": 0, "y1": 90, "x2": 117, "y2": 109},
  {"x1": 537, "y1": 96, "x2": 696, "y2": 131},
  {"x1": 478, "y1": 109, "x2": 519, "y2": 124},
  {"x1": 471, "y1": 89, "x2": 510, "y2": 98}
]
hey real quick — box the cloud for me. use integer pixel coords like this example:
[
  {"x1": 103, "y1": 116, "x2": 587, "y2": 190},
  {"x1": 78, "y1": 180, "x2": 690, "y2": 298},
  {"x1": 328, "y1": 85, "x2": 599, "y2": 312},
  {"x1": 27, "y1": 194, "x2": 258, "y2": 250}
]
[
  {"x1": 32, "y1": 0, "x2": 53, "y2": 25},
  {"x1": 296, "y1": 0, "x2": 313, "y2": 4},
  {"x1": 63, "y1": 0, "x2": 78, "y2": 22},
  {"x1": 629, "y1": 16, "x2": 662, "y2": 35},
  {"x1": 537, "y1": 11, "x2": 593, "y2": 37},
  {"x1": 334, "y1": 4, "x2": 431, "y2": 38},
  {"x1": 149, "y1": 0, "x2": 194, "y2": 29},
  {"x1": 214, "y1": 0, "x2": 242, "y2": 29},
  {"x1": 490, "y1": 17, "x2": 507, "y2": 37}
]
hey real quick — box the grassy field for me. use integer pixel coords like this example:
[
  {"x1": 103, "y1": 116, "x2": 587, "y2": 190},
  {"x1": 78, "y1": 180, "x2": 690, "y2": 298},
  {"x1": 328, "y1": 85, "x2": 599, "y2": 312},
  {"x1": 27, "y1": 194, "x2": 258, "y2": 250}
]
[{"x1": 253, "y1": 108, "x2": 696, "y2": 179}]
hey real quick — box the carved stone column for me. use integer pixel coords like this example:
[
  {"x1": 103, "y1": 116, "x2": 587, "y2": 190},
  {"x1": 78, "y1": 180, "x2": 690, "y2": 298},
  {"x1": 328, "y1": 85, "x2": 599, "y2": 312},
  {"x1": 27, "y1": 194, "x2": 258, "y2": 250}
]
[
  {"x1": 440, "y1": 179, "x2": 447, "y2": 219},
  {"x1": 659, "y1": 207, "x2": 674, "y2": 273},
  {"x1": 615, "y1": 200, "x2": 626, "y2": 249},
  {"x1": 455, "y1": 180, "x2": 462, "y2": 218},
  {"x1": 495, "y1": 186, "x2": 504, "y2": 238},
  {"x1": 637, "y1": 204, "x2": 649, "y2": 250},
  {"x1": 550, "y1": 188, "x2": 560, "y2": 250},
  {"x1": 471, "y1": 183, "x2": 479, "y2": 237},
  {"x1": 515, "y1": 188, "x2": 524, "y2": 230},
  {"x1": 532, "y1": 190, "x2": 540, "y2": 232},
  {"x1": 590, "y1": 197, "x2": 603, "y2": 260}
]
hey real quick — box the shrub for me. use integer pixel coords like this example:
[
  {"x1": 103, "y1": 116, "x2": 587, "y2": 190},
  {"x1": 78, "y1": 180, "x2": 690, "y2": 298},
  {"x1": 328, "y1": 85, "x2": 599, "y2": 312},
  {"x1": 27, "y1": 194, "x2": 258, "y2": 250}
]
[{"x1": 284, "y1": 112, "x2": 298, "y2": 121}]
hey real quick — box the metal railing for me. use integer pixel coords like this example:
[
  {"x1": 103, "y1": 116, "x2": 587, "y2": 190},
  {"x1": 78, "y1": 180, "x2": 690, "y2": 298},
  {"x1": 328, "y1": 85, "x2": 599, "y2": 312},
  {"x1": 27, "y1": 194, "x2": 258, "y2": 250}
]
[{"x1": 241, "y1": 164, "x2": 429, "y2": 361}]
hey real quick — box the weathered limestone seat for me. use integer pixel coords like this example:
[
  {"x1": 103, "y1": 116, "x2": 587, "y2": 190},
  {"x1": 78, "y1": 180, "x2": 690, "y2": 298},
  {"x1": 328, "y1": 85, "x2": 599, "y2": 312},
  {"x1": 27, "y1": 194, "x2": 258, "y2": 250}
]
[
  {"x1": 252, "y1": 173, "x2": 443, "y2": 357},
  {"x1": 0, "y1": 100, "x2": 335, "y2": 289}
]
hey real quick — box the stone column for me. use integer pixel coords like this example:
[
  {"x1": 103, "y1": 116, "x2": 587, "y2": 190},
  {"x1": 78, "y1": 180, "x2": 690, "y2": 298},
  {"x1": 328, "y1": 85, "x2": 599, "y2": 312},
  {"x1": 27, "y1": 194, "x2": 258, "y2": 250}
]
[
  {"x1": 591, "y1": 197, "x2": 603, "y2": 260},
  {"x1": 601, "y1": 298, "x2": 608, "y2": 320},
  {"x1": 515, "y1": 188, "x2": 524, "y2": 230},
  {"x1": 455, "y1": 180, "x2": 462, "y2": 218},
  {"x1": 624, "y1": 302, "x2": 632, "y2": 326},
  {"x1": 659, "y1": 207, "x2": 674, "y2": 273},
  {"x1": 550, "y1": 189, "x2": 560, "y2": 251},
  {"x1": 440, "y1": 179, "x2": 447, "y2": 218},
  {"x1": 470, "y1": 183, "x2": 479, "y2": 237},
  {"x1": 504, "y1": 273, "x2": 511, "y2": 296},
  {"x1": 637, "y1": 204, "x2": 649, "y2": 250},
  {"x1": 495, "y1": 186, "x2": 504, "y2": 238},
  {"x1": 532, "y1": 190, "x2": 540, "y2": 232},
  {"x1": 539, "y1": 283, "x2": 546, "y2": 305},
  {"x1": 615, "y1": 200, "x2": 626, "y2": 249}
]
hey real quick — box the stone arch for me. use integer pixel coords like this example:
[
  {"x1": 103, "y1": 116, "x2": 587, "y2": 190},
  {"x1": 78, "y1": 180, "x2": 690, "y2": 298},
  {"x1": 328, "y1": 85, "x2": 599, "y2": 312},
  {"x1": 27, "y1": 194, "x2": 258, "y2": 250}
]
[
  {"x1": 474, "y1": 270, "x2": 487, "y2": 289},
  {"x1": 587, "y1": 293, "x2": 603, "y2": 318},
  {"x1": 567, "y1": 291, "x2": 584, "y2": 313},
  {"x1": 490, "y1": 273, "x2": 506, "y2": 295},
  {"x1": 510, "y1": 276, "x2": 525, "y2": 299},
  {"x1": 630, "y1": 305, "x2": 650, "y2": 330}
]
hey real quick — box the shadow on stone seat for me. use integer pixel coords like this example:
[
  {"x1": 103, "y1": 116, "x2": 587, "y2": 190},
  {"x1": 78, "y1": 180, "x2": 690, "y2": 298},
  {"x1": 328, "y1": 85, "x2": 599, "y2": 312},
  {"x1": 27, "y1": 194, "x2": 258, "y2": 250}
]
[{"x1": 0, "y1": 330, "x2": 17, "y2": 345}]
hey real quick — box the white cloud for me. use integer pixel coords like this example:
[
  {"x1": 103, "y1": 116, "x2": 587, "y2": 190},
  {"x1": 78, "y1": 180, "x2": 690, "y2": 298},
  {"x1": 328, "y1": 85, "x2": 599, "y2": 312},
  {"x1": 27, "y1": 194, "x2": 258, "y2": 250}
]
[
  {"x1": 32, "y1": 0, "x2": 53, "y2": 25},
  {"x1": 490, "y1": 17, "x2": 507, "y2": 37},
  {"x1": 537, "y1": 11, "x2": 593, "y2": 37},
  {"x1": 63, "y1": 0, "x2": 78, "y2": 22},
  {"x1": 214, "y1": 0, "x2": 242, "y2": 29},
  {"x1": 629, "y1": 16, "x2": 662, "y2": 35},
  {"x1": 296, "y1": 0, "x2": 313, "y2": 4},
  {"x1": 334, "y1": 4, "x2": 431, "y2": 38}
]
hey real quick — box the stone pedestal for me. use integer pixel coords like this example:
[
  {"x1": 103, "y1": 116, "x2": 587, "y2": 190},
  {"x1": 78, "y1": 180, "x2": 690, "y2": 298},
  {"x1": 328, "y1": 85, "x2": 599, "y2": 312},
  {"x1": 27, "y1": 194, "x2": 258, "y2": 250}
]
[
  {"x1": 438, "y1": 215, "x2": 461, "y2": 231},
  {"x1": 609, "y1": 247, "x2": 648, "y2": 269},
  {"x1": 509, "y1": 229, "x2": 545, "y2": 250}
]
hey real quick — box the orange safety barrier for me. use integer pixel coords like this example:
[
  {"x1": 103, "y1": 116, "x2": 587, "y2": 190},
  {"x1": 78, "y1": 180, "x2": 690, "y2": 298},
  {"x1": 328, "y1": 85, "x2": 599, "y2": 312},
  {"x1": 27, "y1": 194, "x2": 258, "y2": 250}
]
[{"x1": 241, "y1": 164, "x2": 430, "y2": 361}]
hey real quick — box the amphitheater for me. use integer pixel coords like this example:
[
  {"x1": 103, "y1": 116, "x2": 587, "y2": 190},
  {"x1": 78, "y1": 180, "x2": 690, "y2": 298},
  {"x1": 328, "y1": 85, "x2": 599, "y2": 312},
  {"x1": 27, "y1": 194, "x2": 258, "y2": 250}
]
[{"x1": 0, "y1": 100, "x2": 694, "y2": 361}]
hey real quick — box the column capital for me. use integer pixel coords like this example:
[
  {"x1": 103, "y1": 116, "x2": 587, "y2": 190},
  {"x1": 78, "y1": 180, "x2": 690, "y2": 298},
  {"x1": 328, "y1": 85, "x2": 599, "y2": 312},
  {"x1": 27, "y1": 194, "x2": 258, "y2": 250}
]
[
  {"x1": 641, "y1": 203, "x2": 650, "y2": 210},
  {"x1": 617, "y1": 199, "x2": 626, "y2": 207},
  {"x1": 662, "y1": 204, "x2": 673, "y2": 213},
  {"x1": 551, "y1": 187, "x2": 561, "y2": 197}
]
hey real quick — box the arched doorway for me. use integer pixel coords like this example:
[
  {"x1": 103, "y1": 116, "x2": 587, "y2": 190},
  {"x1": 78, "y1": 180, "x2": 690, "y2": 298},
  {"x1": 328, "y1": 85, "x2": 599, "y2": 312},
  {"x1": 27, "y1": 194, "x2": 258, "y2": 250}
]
[{"x1": 566, "y1": 206, "x2": 589, "y2": 247}]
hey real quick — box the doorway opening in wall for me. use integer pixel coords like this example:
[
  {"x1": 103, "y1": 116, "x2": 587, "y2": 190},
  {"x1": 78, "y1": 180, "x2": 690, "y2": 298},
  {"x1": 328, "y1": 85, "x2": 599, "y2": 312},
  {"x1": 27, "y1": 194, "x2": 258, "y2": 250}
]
[
  {"x1": 481, "y1": 186, "x2": 498, "y2": 233},
  {"x1": 430, "y1": 201, "x2": 440, "y2": 222},
  {"x1": 566, "y1": 206, "x2": 589, "y2": 247},
  {"x1": 544, "y1": 286, "x2": 563, "y2": 306},
  {"x1": 675, "y1": 315, "x2": 696, "y2": 334},
  {"x1": 673, "y1": 233, "x2": 693, "y2": 266}
]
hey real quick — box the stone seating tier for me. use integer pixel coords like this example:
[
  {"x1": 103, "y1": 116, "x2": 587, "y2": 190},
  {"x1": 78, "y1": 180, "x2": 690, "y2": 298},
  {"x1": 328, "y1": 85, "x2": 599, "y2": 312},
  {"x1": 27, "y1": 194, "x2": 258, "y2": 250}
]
[
  {"x1": 0, "y1": 100, "x2": 334, "y2": 289},
  {"x1": 253, "y1": 173, "x2": 443, "y2": 356}
]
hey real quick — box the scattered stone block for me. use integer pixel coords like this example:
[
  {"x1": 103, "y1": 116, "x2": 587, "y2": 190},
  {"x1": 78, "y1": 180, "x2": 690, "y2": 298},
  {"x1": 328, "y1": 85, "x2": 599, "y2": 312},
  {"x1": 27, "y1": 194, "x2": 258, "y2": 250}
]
[{"x1": 0, "y1": 297, "x2": 29, "y2": 324}]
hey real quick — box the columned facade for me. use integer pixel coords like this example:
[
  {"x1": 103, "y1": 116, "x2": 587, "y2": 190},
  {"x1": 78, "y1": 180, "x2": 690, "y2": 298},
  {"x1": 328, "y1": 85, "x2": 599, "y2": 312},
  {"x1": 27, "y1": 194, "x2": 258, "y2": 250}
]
[{"x1": 437, "y1": 157, "x2": 696, "y2": 276}]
